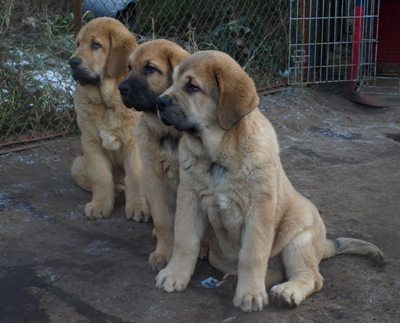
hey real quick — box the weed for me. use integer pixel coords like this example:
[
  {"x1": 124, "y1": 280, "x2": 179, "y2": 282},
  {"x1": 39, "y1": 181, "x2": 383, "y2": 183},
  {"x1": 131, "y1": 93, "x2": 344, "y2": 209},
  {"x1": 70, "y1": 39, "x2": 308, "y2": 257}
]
[{"x1": 0, "y1": 1, "x2": 77, "y2": 142}]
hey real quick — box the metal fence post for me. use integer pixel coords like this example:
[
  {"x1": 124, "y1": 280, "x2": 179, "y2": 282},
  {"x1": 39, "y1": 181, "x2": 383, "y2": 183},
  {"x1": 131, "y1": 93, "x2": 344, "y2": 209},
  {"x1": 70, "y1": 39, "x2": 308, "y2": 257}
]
[{"x1": 73, "y1": 0, "x2": 82, "y2": 36}]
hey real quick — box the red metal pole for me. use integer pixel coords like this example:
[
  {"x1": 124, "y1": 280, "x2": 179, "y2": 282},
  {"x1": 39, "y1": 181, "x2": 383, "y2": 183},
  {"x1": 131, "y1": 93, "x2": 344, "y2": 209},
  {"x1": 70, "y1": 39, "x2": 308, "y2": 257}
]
[{"x1": 349, "y1": 0, "x2": 364, "y2": 90}]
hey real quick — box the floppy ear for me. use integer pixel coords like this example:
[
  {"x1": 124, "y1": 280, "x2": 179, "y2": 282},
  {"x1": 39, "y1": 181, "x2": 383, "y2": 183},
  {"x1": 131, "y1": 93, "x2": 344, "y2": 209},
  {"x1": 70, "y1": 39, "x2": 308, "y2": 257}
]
[
  {"x1": 168, "y1": 46, "x2": 190, "y2": 71},
  {"x1": 215, "y1": 63, "x2": 259, "y2": 130},
  {"x1": 107, "y1": 28, "x2": 138, "y2": 77}
]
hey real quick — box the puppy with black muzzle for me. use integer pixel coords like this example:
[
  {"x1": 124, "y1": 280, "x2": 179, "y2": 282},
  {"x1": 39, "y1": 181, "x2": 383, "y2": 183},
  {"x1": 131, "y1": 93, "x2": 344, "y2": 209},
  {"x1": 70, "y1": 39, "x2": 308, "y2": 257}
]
[
  {"x1": 69, "y1": 17, "x2": 149, "y2": 222},
  {"x1": 118, "y1": 40, "x2": 193, "y2": 270},
  {"x1": 154, "y1": 51, "x2": 385, "y2": 312}
]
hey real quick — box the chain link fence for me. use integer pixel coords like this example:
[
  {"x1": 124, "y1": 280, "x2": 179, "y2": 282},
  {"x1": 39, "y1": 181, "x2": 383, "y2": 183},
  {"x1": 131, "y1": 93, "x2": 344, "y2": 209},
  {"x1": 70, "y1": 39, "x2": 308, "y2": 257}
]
[
  {"x1": 0, "y1": 0, "x2": 291, "y2": 152},
  {"x1": 0, "y1": 0, "x2": 76, "y2": 152}
]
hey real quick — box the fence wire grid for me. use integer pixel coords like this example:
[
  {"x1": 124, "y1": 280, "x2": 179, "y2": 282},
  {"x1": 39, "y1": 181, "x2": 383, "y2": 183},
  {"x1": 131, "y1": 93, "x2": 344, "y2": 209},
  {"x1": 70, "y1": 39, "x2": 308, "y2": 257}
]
[
  {"x1": 288, "y1": 0, "x2": 380, "y2": 85},
  {"x1": 0, "y1": 0, "x2": 291, "y2": 150}
]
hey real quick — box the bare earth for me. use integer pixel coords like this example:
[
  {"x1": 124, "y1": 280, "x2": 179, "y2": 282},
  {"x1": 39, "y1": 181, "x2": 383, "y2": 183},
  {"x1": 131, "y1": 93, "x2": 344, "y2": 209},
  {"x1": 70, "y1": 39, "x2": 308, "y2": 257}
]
[{"x1": 1, "y1": 83, "x2": 399, "y2": 323}]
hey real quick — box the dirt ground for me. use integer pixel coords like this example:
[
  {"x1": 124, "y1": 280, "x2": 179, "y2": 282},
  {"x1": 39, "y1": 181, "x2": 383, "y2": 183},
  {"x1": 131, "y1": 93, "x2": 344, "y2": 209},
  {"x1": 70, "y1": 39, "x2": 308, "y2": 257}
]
[{"x1": 1, "y1": 83, "x2": 399, "y2": 323}]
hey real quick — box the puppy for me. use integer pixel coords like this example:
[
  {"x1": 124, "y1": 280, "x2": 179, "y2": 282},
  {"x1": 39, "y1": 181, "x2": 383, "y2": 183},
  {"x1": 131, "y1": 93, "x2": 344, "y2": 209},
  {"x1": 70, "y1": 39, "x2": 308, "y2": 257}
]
[
  {"x1": 154, "y1": 51, "x2": 385, "y2": 312},
  {"x1": 69, "y1": 17, "x2": 149, "y2": 221},
  {"x1": 118, "y1": 40, "x2": 190, "y2": 270}
]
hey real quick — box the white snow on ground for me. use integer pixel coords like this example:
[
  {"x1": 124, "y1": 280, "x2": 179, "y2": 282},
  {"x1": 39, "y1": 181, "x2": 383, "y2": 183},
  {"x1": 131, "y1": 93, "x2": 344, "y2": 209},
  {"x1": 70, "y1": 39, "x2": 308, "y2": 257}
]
[
  {"x1": 5, "y1": 49, "x2": 75, "y2": 96},
  {"x1": 33, "y1": 70, "x2": 75, "y2": 95}
]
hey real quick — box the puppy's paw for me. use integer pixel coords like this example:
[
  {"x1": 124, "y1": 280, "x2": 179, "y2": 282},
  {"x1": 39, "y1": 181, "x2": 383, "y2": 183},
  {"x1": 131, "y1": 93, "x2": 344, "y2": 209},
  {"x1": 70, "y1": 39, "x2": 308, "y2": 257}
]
[
  {"x1": 155, "y1": 267, "x2": 190, "y2": 292},
  {"x1": 126, "y1": 207, "x2": 151, "y2": 222},
  {"x1": 198, "y1": 243, "x2": 209, "y2": 259},
  {"x1": 233, "y1": 288, "x2": 268, "y2": 312},
  {"x1": 84, "y1": 202, "x2": 113, "y2": 219},
  {"x1": 269, "y1": 283, "x2": 302, "y2": 308},
  {"x1": 217, "y1": 273, "x2": 237, "y2": 298},
  {"x1": 148, "y1": 251, "x2": 171, "y2": 271},
  {"x1": 114, "y1": 189, "x2": 125, "y2": 208}
]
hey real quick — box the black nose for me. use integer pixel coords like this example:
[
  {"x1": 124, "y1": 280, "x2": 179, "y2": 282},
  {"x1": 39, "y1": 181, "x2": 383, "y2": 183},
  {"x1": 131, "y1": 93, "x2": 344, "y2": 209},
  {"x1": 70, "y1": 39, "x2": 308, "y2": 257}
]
[
  {"x1": 118, "y1": 82, "x2": 131, "y2": 95},
  {"x1": 156, "y1": 96, "x2": 170, "y2": 112},
  {"x1": 69, "y1": 57, "x2": 82, "y2": 69}
]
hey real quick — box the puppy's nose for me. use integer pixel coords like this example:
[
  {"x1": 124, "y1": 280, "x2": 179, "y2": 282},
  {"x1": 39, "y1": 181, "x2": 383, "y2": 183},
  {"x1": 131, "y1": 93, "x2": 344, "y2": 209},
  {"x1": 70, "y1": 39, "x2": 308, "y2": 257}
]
[
  {"x1": 69, "y1": 57, "x2": 82, "y2": 69},
  {"x1": 118, "y1": 82, "x2": 131, "y2": 95},
  {"x1": 156, "y1": 96, "x2": 170, "y2": 112}
]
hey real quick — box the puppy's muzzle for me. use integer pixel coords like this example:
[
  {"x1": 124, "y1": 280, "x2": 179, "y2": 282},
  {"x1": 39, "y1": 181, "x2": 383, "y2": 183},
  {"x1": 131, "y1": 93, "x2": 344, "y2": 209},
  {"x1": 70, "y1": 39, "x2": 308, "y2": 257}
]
[
  {"x1": 156, "y1": 96, "x2": 170, "y2": 112},
  {"x1": 118, "y1": 82, "x2": 131, "y2": 95},
  {"x1": 68, "y1": 57, "x2": 82, "y2": 70},
  {"x1": 69, "y1": 56, "x2": 101, "y2": 85},
  {"x1": 156, "y1": 96, "x2": 172, "y2": 126}
]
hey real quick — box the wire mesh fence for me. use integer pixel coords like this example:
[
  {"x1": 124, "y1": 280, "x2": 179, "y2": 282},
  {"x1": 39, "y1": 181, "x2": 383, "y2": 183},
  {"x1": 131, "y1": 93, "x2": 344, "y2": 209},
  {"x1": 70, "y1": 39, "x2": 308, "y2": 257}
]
[
  {"x1": 0, "y1": 0, "x2": 291, "y2": 151},
  {"x1": 360, "y1": 0, "x2": 400, "y2": 96},
  {"x1": 288, "y1": 0, "x2": 380, "y2": 85},
  {"x1": 0, "y1": 0, "x2": 76, "y2": 151},
  {"x1": 81, "y1": 0, "x2": 291, "y2": 83}
]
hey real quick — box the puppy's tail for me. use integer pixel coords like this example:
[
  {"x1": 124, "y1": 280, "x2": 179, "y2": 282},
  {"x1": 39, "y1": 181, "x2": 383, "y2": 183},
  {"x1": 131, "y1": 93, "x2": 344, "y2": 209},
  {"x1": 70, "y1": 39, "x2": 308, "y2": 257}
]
[{"x1": 323, "y1": 238, "x2": 385, "y2": 267}]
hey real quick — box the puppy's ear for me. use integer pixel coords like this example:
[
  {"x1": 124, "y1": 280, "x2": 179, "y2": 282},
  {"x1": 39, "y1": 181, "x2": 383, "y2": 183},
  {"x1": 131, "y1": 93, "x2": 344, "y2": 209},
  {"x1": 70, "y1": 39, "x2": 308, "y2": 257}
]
[
  {"x1": 107, "y1": 28, "x2": 138, "y2": 77},
  {"x1": 168, "y1": 47, "x2": 190, "y2": 71},
  {"x1": 215, "y1": 63, "x2": 259, "y2": 130}
]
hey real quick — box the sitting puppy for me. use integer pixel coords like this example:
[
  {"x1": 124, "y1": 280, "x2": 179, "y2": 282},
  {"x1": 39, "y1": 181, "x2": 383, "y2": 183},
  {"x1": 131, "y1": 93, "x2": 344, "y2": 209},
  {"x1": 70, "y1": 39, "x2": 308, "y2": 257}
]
[
  {"x1": 118, "y1": 40, "x2": 190, "y2": 270},
  {"x1": 69, "y1": 17, "x2": 149, "y2": 221},
  {"x1": 154, "y1": 51, "x2": 385, "y2": 312}
]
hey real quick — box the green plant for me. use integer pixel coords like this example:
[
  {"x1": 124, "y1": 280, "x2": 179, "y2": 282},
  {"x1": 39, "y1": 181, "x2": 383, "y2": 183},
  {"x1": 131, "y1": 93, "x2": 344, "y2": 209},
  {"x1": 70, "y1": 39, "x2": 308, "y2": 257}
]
[{"x1": 0, "y1": 6, "x2": 77, "y2": 141}]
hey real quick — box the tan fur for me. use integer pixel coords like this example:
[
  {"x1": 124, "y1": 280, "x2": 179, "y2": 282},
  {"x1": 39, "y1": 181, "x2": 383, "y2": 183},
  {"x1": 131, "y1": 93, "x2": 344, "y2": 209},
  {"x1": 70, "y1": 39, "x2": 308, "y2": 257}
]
[
  {"x1": 155, "y1": 51, "x2": 384, "y2": 312},
  {"x1": 70, "y1": 17, "x2": 149, "y2": 221},
  {"x1": 119, "y1": 40, "x2": 190, "y2": 270}
]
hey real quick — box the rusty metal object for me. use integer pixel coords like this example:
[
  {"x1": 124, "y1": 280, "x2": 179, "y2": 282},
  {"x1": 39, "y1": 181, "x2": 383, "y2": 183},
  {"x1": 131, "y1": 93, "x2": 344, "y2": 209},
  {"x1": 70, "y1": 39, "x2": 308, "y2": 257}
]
[{"x1": 0, "y1": 130, "x2": 66, "y2": 154}]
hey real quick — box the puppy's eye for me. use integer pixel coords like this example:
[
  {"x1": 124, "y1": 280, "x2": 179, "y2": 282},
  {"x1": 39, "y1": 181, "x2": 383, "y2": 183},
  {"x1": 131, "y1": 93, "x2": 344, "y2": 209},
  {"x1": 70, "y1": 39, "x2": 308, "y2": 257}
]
[
  {"x1": 145, "y1": 65, "x2": 156, "y2": 74},
  {"x1": 187, "y1": 83, "x2": 199, "y2": 92},
  {"x1": 91, "y1": 42, "x2": 101, "y2": 49}
]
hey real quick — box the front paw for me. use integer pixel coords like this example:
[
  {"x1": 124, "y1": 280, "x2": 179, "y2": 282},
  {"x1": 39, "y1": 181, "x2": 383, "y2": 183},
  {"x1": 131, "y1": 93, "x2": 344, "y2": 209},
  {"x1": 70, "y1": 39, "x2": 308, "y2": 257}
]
[
  {"x1": 126, "y1": 207, "x2": 151, "y2": 222},
  {"x1": 233, "y1": 288, "x2": 268, "y2": 312},
  {"x1": 84, "y1": 202, "x2": 113, "y2": 219},
  {"x1": 148, "y1": 251, "x2": 172, "y2": 271},
  {"x1": 269, "y1": 283, "x2": 302, "y2": 308},
  {"x1": 155, "y1": 267, "x2": 190, "y2": 292}
]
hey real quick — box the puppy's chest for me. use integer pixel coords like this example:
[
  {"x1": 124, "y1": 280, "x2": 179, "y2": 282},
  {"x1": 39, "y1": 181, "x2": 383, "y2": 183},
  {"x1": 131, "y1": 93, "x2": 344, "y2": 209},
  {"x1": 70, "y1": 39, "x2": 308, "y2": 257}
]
[
  {"x1": 98, "y1": 111, "x2": 136, "y2": 151},
  {"x1": 187, "y1": 159, "x2": 248, "y2": 231},
  {"x1": 158, "y1": 135, "x2": 180, "y2": 179},
  {"x1": 138, "y1": 132, "x2": 181, "y2": 179},
  {"x1": 98, "y1": 127, "x2": 122, "y2": 151}
]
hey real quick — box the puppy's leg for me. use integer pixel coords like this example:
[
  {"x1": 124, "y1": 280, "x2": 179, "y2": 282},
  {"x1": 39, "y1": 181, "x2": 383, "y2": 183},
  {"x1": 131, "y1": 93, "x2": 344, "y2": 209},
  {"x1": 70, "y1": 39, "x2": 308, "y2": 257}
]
[
  {"x1": 155, "y1": 182, "x2": 206, "y2": 292},
  {"x1": 71, "y1": 156, "x2": 91, "y2": 191},
  {"x1": 124, "y1": 152, "x2": 151, "y2": 222},
  {"x1": 269, "y1": 230, "x2": 323, "y2": 308},
  {"x1": 233, "y1": 199, "x2": 276, "y2": 312},
  {"x1": 82, "y1": 139, "x2": 114, "y2": 219},
  {"x1": 147, "y1": 181, "x2": 176, "y2": 271}
]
